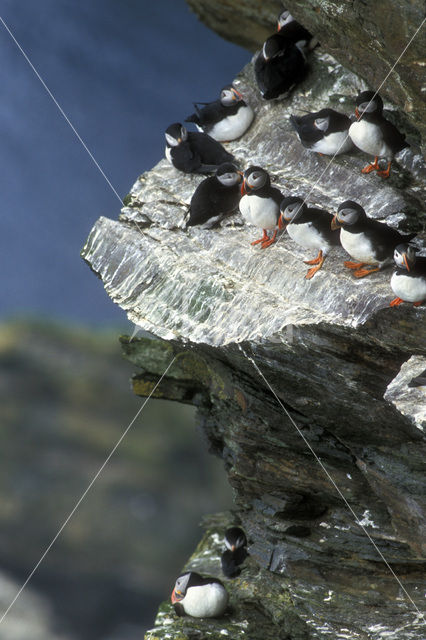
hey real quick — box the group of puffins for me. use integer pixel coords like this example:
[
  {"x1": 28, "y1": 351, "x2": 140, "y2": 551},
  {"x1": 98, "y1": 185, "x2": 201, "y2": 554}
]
[
  {"x1": 163, "y1": 8, "x2": 425, "y2": 308},
  {"x1": 172, "y1": 526, "x2": 247, "y2": 618}
]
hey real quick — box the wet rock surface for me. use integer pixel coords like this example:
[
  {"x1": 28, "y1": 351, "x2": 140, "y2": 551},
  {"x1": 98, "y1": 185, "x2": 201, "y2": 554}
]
[{"x1": 82, "y1": 42, "x2": 426, "y2": 640}]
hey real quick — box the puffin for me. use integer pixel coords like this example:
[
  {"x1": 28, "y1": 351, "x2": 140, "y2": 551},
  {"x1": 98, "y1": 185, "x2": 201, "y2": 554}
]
[
  {"x1": 186, "y1": 163, "x2": 242, "y2": 228},
  {"x1": 240, "y1": 166, "x2": 285, "y2": 248},
  {"x1": 348, "y1": 91, "x2": 409, "y2": 178},
  {"x1": 390, "y1": 244, "x2": 426, "y2": 307},
  {"x1": 254, "y1": 33, "x2": 307, "y2": 100},
  {"x1": 165, "y1": 123, "x2": 234, "y2": 174},
  {"x1": 331, "y1": 200, "x2": 415, "y2": 278},
  {"x1": 277, "y1": 8, "x2": 316, "y2": 52},
  {"x1": 185, "y1": 85, "x2": 254, "y2": 142},
  {"x1": 171, "y1": 571, "x2": 229, "y2": 618},
  {"x1": 280, "y1": 196, "x2": 340, "y2": 279},
  {"x1": 221, "y1": 526, "x2": 248, "y2": 578},
  {"x1": 290, "y1": 108, "x2": 353, "y2": 156}
]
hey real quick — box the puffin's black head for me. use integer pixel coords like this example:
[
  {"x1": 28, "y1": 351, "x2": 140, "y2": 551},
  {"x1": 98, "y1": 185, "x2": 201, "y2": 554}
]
[
  {"x1": 220, "y1": 85, "x2": 244, "y2": 106},
  {"x1": 165, "y1": 123, "x2": 188, "y2": 147},
  {"x1": 224, "y1": 527, "x2": 247, "y2": 552},
  {"x1": 216, "y1": 163, "x2": 242, "y2": 187},
  {"x1": 277, "y1": 9, "x2": 294, "y2": 30},
  {"x1": 280, "y1": 196, "x2": 306, "y2": 223},
  {"x1": 171, "y1": 571, "x2": 202, "y2": 603},
  {"x1": 394, "y1": 243, "x2": 417, "y2": 271},
  {"x1": 262, "y1": 34, "x2": 285, "y2": 60},
  {"x1": 354, "y1": 91, "x2": 383, "y2": 119},
  {"x1": 241, "y1": 166, "x2": 270, "y2": 194},
  {"x1": 332, "y1": 200, "x2": 366, "y2": 229}
]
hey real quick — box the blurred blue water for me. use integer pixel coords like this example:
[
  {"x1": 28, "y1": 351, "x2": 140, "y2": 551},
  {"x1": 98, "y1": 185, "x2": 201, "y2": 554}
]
[{"x1": 0, "y1": 0, "x2": 250, "y2": 326}]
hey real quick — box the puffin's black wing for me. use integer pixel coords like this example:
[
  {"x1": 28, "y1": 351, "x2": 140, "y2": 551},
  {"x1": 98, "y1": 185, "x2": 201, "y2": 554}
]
[
  {"x1": 189, "y1": 131, "x2": 235, "y2": 166},
  {"x1": 290, "y1": 113, "x2": 322, "y2": 146},
  {"x1": 278, "y1": 22, "x2": 313, "y2": 48},
  {"x1": 256, "y1": 46, "x2": 307, "y2": 100},
  {"x1": 380, "y1": 117, "x2": 409, "y2": 154},
  {"x1": 170, "y1": 143, "x2": 202, "y2": 173},
  {"x1": 186, "y1": 100, "x2": 230, "y2": 128},
  {"x1": 188, "y1": 179, "x2": 240, "y2": 226},
  {"x1": 362, "y1": 220, "x2": 415, "y2": 261},
  {"x1": 304, "y1": 207, "x2": 341, "y2": 245}
]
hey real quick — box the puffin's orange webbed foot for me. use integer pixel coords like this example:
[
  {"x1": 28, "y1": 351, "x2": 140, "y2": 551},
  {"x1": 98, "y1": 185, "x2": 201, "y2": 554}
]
[
  {"x1": 353, "y1": 266, "x2": 379, "y2": 278},
  {"x1": 261, "y1": 230, "x2": 278, "y2": 249},
  {"x1": 361, "y1": 156, "x2": 379, "y2": 174},
  {"x1": 390, "y1": 297, "x2": 404, "y2": 307},
  {"x1": 344, "y1": 261, "x2": 366, "y2": 270},
  {"x1": 377, "y1": 161, "x2": 391, "y2": 179},
  {"x1": 251, "y1": 230, "x2": 269, "y2": 246},
  {"x1": 304, "y1": 250, "x2": 323, "y2": 266},
  {"x1": 413, "y1": 301, "x2": 423, "y2": 307}
]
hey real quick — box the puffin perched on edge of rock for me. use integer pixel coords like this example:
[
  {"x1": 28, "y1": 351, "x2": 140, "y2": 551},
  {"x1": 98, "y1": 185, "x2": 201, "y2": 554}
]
[
  {"x1": 254, "y1": 33, "x2": 308, "y2": 100},
  {"x1": 290, "y1": 108, "x2": 353, "y2": 156},
  {"x1": 331, "y1": 200, "x2": 415, "y2": 278},
  {"x1": 280, "y1": 196, "x2": 340, "y2": 279},
  {"x1": 185, "y1": 85, "x2": 254, "y2": 142},
  {"x1": 186, "y1": 163, "x2": 242, "y2": 228},
  {"x1": 390, "y1": 244, "x2": 426, "y2": 307},
  {"x1": 165, "y1": 123, "x2": 234, "y2": 174},
  {"x1": 171, "y1": 571, "x2": 229, "y2": 618},
  {"x1": 348, "y1": 91, "x2": 409, "y2": 178},
  {"x1": 240, "y1": 166, "x2": 285, "y2": 248},
  {"x1": 221, "y1": 526, "x2": 248, "y2": 578}
]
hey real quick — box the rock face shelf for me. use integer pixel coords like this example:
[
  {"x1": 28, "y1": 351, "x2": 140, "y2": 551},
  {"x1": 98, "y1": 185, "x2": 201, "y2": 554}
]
[{"x1": 82, "y1": 41, "x2": 426, "y2": 640}]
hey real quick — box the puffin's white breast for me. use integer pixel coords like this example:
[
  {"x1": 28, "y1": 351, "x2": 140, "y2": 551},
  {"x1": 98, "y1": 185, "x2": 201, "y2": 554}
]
[
  {"x1": 340, "y1": 228, "x2": 379, "y2": 264},
  {"x1": 209, "y1": 105, "x2": 254, "y2": 141},
  {"x1": 287, "y1": 221, "x2": 329, "y2": 252},
  {"x1": 239, "y1": 194, "x2": 279, "y2": 229},
  {"x1": 310, "y1": 130, "x2": 353, "y2": 155},
  {"x1": 183, "y1": 583, "x2": 228, "y2": 618},
  {"x1": 349, "y1": 120, "x2": 392, "y2": 159},
  {"x1": 165, "y1": 146, "x2": 172, "y2": 164},
  {"x1": 391, "y1": 272, "x2": 426, "y2": 303}
]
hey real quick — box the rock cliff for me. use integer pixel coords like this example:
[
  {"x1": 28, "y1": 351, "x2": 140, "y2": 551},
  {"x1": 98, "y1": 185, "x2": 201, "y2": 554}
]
[{"x1": 82, "y1": 7, "x2": 425, "y2": 639}]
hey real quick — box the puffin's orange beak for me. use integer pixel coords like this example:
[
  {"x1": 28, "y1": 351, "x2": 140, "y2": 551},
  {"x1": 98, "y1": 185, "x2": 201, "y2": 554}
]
[
  {"x1": 331, "y1": 215, "x2": 341, "y2": 230},
  {"x1": 278, "y1": 214, "x2": 287, "y2": 230},
  {"x1": 355, "y1": 107, "x2": 360, "y2": 119},
  {"x1": 171, "y1": 588, "x2": 183, "y2": 604},
  {"x1": 403, "y1": 254, "x2": 410, "y2": 271},
  {"x1": 241, "y1": 179, "x2": 246, "y2": 195},
  {"x1": 232, "y1": 88, "x2": 243, "y2": 100}
]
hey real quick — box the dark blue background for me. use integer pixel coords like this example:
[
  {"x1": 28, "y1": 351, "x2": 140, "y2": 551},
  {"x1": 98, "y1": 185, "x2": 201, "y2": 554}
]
[{"x1": 0, "y1": 0, "x2": 249, "y2": 326}]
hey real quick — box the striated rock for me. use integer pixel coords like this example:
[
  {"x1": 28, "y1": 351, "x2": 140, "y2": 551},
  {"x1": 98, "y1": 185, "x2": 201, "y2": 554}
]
[
  {"x1": 185, "y1": 0, "x2": 426, "y2": 146},
  {"x1": 82, "y1": 47, "x2": 426, "y2": 640}
]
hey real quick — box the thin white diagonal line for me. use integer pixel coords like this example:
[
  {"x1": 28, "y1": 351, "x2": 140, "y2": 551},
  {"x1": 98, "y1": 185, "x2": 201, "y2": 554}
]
[
  {"x1": 0, "y1": 355, "x2": 177, "y2": 625},
  {"x1": 239, "y1": 344, "x2": 424, "y2": 619},
  {"x1": 0, "y1": 15, "x2": 123, "y2": 205},
  {"x1": 275, "y1": 16, "x2": 425, "y2": 246}
]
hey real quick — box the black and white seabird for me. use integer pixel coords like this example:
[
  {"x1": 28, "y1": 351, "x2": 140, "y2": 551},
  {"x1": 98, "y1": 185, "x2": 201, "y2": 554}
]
[
  {"x1": 165, "y1": 123, "x2": 234, "y2": 174},
  {"x1": 280, "y1": 197, "x2": 340, "y2": 279},
  {"x1": 331, "y1": 200, "x2": 415, "y2": 278},
  {"x1": 240, "y1": 166, "x2": 285, "y2": 248},
  {"x1": 390, "y1": 244, "x2": 426, "y2": 307},
  {"x1": 348, "y1": 91, "x2": 409, "y2": 178},
  {"x1": 277, "y1": 8, "x2": 316, "y2": 52},
  {"x1": 221, "y1": 526, "x2": 248, "y2": 578},
  {"x1": 290, "y1": 108, "x2": 353, "y2": 156},
  {"x1": 171, "y1": 571, "x2": 229, "y2": 618},
  {"x1": 187, "y1": 163, "x2": 242, "y2": 228},
  {"x1": 185, "y1": 85, "x2": 254, "y2": 142},
  {"x1": 254, "y1": 33, "x2": 307, "y2": 100}
]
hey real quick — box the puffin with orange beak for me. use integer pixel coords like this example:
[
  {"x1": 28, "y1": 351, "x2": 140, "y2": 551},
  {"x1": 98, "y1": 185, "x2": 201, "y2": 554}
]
[
  {"x1": 171, "y1": 571, "x2": 229, "y2": 618},
  {"x1": 390, "y1": 244, "x2": 426, "y2": 307},
  {"x1": 348, "y1": 91, "x2": 409, "y2": 178},
  {"x1": 240, "y1": 166, "x2": 285, "y2": 248},
  {"x1": 185, "y1": 84, "x2": 254, "y2": 142},
  {"x1": 331, "y1": 200, "x2": 415, "y2": 278},
  {"x1": 221, "y1": 526, "x2": 248, "y2": 578}
]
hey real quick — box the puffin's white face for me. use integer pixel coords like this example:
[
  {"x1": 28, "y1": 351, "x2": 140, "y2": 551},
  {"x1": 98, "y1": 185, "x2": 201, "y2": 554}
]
[
  {"x1": 358, "y1": 100, "x2": 377, "y2": 114},
  {"x1": 314, "y1": 116, "x2": 330, "y2": 132},
  {"x1": 225, "y1": 532, "x2": 246, "y2": 551},
  {"x1": 165, "y1": 126, "x2": 187, "y2": 147},
  {"x1": 221, "y1": 87, "x2": 242, "y2": 106},
  {"x1": 218, "y1": 171, "x2": 241, "y2": 187},
  {"x1": 336, "y1": 207, "x2": 359, "y2": 225},
  {"x1": 174, "y1": 572, "x2": 191, "y2": 597},
  {"x1": 278, "y1": 10, "x2": 293, "y2": 29},
  {"x1": 394, "y1": 245, "x2": 415, "y2": 270},
  {"x1": 246, "y1": 170, "x2": 267, "y2": 190},
  {"x1": 281, "y1": 200, "x2": 303, "y2": 222}
]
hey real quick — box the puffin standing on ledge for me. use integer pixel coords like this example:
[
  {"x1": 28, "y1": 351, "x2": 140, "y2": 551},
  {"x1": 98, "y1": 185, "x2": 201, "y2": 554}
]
[
  {"x1": 331, "y1": 200, "x2": 415, "y2": 278},
  {"x1": 240, "y1": 166, "x2": 285, "y2": 248},
  {"x1": 165, "y1": 123, "x2": 234, "y2": 174},
  {"x1": 221, "y1": 526, "x2": 248, "y2": 578},
  {"x1": 185, "y1": 85, "x2": 254, "y2": 142},
  {"x1": 290, "y1": 108, "x2": 353, "y2": 156},
  {"x1": 186, "y1": 163, "x2": 242, "y2": 228},
  {"x1": 390, "y1": 244, "x2": 426, "y2": 307},
  {"x1": 171, "y1": 571, "x2": 229, "y2": 618},
  {"x1": 280, "y1": 197, "x2": 340, "y2": 279},
  {"x1": 348, "y1": 91, "x2": 409, "y2": 178}
]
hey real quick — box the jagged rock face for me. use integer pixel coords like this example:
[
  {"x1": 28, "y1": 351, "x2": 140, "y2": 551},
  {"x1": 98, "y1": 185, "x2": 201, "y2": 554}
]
[
  {"x1": 185, "y1": 0, "x2": 426, "y2": 145},
  {"x1": 82, "y1": 50, "x2": 426, "y2": 640}
]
